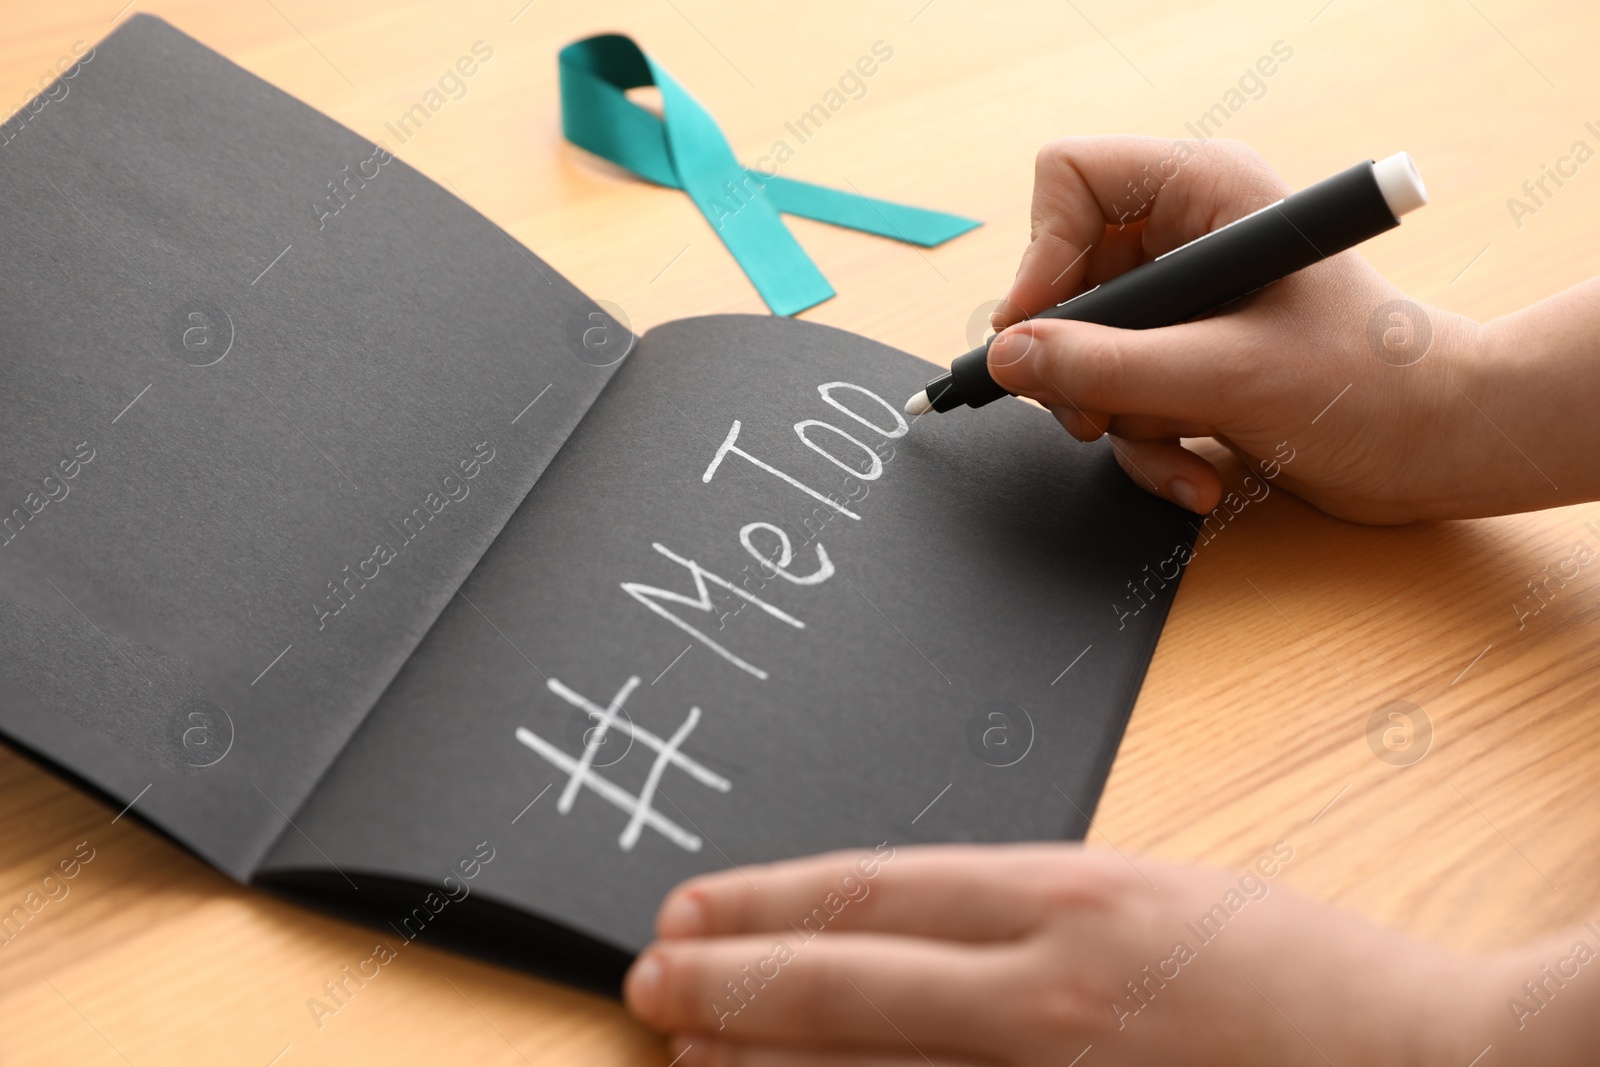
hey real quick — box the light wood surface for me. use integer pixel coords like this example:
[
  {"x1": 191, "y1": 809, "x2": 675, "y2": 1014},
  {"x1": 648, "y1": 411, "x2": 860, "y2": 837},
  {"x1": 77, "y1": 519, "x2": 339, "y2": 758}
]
[{"x1": 3, "y1": 1, "x2": 1598, "y2": 1062}]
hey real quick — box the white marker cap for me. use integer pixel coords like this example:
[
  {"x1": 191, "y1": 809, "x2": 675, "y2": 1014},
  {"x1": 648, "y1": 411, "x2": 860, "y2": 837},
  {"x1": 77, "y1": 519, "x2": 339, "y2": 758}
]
[{"x1": 1373, "y1": 152, "x2": 1427, "y2": 217}]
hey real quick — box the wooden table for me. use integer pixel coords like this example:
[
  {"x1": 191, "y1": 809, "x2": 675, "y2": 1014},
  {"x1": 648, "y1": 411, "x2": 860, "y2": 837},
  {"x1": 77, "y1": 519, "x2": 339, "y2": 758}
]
[{"x1": 2, "y1": 0, "x2": 1596, "y2": 1062}]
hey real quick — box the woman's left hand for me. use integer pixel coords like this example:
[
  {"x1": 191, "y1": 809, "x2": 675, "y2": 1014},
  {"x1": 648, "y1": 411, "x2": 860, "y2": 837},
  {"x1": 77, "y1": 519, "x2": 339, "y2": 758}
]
[{"x1": 622, "y1": 842, "x2": 1492, "y2": 1066}]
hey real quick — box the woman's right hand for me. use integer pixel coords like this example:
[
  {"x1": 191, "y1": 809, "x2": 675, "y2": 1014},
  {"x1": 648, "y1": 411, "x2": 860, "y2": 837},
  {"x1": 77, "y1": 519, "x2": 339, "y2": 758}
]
[{"x1": 985, "y1": 136, "x2": 1588, "y2": 524}]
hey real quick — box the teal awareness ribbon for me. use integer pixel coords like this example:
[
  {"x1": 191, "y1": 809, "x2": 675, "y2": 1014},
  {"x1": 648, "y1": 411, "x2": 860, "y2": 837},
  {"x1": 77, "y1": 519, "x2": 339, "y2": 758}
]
[{"x1": 558, "y1": 34, "x2": 980, "y2": 316}]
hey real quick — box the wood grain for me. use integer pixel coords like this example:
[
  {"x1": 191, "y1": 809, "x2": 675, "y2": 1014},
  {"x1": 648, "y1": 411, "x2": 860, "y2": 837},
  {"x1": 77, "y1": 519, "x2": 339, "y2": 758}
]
[{"x1": 1, "y1": 0, "x2": 1596, "y2": 1062}]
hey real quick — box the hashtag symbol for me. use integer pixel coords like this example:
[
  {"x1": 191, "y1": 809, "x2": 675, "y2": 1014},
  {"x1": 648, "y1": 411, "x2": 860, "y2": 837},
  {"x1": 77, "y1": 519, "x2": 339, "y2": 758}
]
[{"x1": 515, "y1": 674, "x2": 731, "y2": 851}]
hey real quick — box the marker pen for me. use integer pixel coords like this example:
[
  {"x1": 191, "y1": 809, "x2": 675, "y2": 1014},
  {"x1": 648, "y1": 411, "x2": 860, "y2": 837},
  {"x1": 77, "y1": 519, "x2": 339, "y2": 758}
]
[{"x1": 904, "y1": 152, "x2": 1428, "y2": 416}]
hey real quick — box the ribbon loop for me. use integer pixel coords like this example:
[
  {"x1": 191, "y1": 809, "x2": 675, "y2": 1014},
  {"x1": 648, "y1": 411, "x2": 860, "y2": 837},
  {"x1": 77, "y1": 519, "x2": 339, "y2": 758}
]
[{"x1": 559, "y1": 34, "x2": 979, "y2": 316}]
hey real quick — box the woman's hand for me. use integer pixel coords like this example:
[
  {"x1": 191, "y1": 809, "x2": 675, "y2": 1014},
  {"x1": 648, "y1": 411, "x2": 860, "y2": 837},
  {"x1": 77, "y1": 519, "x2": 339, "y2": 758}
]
[
  {"x1": 623, "y1": 843, "x2": 1495, "y2": 1066},
  {"x1": 983, "y1": 136, "x2": 1596, "y2": 524}
]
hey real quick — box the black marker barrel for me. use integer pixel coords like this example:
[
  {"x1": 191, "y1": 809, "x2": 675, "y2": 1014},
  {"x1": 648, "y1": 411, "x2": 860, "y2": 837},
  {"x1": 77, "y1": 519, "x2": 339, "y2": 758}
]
[{"x1": 910, "y1": 153, "x2": 1428, "y2": 414}]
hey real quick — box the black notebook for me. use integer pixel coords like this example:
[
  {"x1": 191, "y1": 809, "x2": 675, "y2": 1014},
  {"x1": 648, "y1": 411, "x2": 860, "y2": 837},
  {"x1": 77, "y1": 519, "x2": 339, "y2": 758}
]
[{"x1": 0, "y1": 15, "x2": 1193, "y2": 988}]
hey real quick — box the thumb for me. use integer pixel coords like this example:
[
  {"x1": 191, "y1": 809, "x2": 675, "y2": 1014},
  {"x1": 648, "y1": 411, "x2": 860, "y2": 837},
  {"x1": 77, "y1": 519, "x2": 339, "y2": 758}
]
[{"x1": 987, "y1": 315, "x2": 1254, "y2": 425}]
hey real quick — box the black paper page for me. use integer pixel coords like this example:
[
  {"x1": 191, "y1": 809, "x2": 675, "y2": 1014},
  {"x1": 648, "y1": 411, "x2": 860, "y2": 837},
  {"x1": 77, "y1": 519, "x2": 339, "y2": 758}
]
[
  {"x1": 0, "y1": 16, "x2": 620, "y2": 878},
  {"x1": 261, "y1": 315, "x2": 1195, "y2": 959}
]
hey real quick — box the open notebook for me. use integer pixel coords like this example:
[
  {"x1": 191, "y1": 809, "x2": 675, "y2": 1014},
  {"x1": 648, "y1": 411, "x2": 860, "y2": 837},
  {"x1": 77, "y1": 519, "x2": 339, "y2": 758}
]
[{"x1": 0, "y1": 16, "x2": 1194, "y2": 989}]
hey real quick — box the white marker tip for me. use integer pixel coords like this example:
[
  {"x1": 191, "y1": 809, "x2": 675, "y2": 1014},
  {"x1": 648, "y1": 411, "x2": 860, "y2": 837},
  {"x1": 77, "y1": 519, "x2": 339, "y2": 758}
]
[{"x1": 904, "y1": 390, "x2": 932, "y2": 416}]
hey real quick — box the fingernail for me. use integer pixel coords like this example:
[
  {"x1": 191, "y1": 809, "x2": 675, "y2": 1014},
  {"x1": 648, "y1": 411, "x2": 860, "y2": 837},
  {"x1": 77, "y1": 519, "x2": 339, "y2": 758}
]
[
  {"x1": 659, "y1": 892, "x2": 705, "y2": 938},
  {"x1": 987, "y1": 327, "x2": 1032, "y2": 372},
  {"x1": 624, "y1": 952, "x2": 664, "y2": 1017},
  {"x1": 989, "y1": 298, "x2": 1016, "y2": 329},
  {"x1": 1169, "y1": 479, "x2": 1199, "y2": 512}
]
